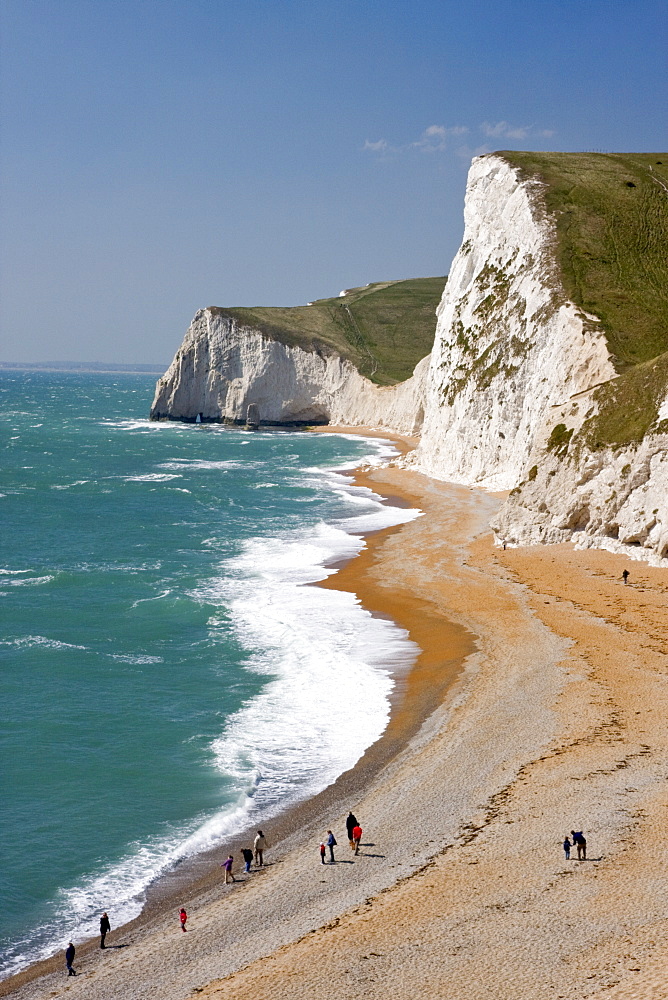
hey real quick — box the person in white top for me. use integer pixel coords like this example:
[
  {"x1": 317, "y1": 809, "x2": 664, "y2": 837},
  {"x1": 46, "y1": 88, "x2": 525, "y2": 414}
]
[{"x1": 254, "y1": 830, "x2": 268, "y2": 866}]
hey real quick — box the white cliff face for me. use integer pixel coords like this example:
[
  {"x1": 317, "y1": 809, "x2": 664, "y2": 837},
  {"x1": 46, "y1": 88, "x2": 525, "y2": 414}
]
[
  {"x1": 150, "y1": 309, "x2": 427, "y2": 436},
  {"x1": 413, "y1": 155, "x2": 616, "y2": 490},
  {"x1": 491, "y1": 385, "x2": 668, "y2": 565},
  {"x1": 151, "y1": 154, "x2": 668, "y2": 564},
  {"x1": 411, "y1": 153, "x2": 667, "y2": 565}
]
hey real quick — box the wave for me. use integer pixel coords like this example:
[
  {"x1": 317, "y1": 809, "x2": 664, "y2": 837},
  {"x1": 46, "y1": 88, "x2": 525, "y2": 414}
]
[
  {"x1": 110, "y1": 654, "x2": 165, "y2": 664},
  {"x1": 0, "y1": 635, "x2": 87, "y2": 650},
  {"x1": 0, "y1": 575, "x2": 54, "y2": 588},
  {"x1": 0, "y1": 435, "x2": 421, "y2": 980},
  {"x1": 158, "y1": 459, "x2": 247, "y2": 471},
  {"x1": 122, "y1": 473, "x2": 183, "y2": 482},
  {"x1": 130, "y1": 589, "x2": 172, "y2": 608}
]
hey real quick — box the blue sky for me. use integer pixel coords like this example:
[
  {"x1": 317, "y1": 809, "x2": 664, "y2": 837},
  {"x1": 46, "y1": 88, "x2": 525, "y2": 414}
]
[{"x1": 1, "y1": 0, "x2": 666, "y2": 364}]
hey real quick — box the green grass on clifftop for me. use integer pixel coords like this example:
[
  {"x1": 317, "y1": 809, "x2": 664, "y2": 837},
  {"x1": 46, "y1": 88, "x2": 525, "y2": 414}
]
[
  {"x1": 208, "y1": 276, "x2": 446, "y2": 385},
  {"x1": 498, "y1": 151, "x2": 668, "y2": 372}
]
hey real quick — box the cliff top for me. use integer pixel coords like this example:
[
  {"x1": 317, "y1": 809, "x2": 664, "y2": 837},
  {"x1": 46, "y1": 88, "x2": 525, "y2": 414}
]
[
  {"x1": 496, "y1": 151, "x2": 668, "y2": 373},
  {"x1": 206, "y1": 276, "x2": 446, "y2": 386}
]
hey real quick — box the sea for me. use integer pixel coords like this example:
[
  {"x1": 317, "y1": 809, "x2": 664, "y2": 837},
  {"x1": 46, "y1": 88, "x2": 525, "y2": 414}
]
[{"x1": 0, "y1": 369, "x2": 420, "y2": 979}]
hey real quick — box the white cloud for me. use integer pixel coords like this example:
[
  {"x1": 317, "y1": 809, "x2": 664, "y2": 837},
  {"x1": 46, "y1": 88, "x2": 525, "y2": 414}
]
[
  {"x1": 480, "y1": 121, "x2": 557, "y2": 141},
  {"x1": 481, "y1": 121, "x2": 529, "y2": 139},
  {"x1": 363, "y1": 124, "x2": 469, "y2": 156},
  {"x1": 363, "y1": 138, "x2": 389, "y2": 153},
  {"x1": 412, "y1": 124, "x2": 470, "y2": 152}
]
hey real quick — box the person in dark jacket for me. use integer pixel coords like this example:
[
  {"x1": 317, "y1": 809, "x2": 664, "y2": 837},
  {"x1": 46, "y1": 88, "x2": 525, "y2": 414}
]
[
  {"x1": 100, "y1": 912, "x2": 110, "y2": 948},
  {"x1": 345, "y1": 812, "x2": 358, "y2": 851},
  {"x1": 65, "y1": 942, "x2": 76, "y2": 976},
  {"x1": 571, "y1": 830, "x2": 587, "y2": 860},
  {"x1": 326, "y1": 830, "x2": 337, "y2": 863},
  {"x1": 241, "y1": 847, "x2": 254, "y2": 873}
]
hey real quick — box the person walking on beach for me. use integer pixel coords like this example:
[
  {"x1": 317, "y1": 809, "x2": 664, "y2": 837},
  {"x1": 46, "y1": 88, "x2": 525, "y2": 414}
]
[
  {"x1": 326, "y1": 830, "x2": 337, "y2": 863},
  {"x1": 346, "y1": 812, "x2": 358, "y2": 851},
  {"x1": 254, "y1": 830, "x2": 268, "y2": 866},
  {"x1": 179, "y1": 907, "x2": 188, "y2": 932},
  {"x1": 99, "y1": 911, "x2": 110, "y2": 949},
  {"x1": 563, "y1": 836, "x2": 571, "y2": 861},
  {"x1": 623, "y1": 569, "x2": 630, "y2": 585},
  {"x1": 242, "y1": 847, "x2": 254, "y2": 873},
  {"x1": 65, "y1": 942, "x2": 76, "y2": 976},
  {"x1": 571, "y1": 830, "x2": 587, "y2": 860},
  {"x1": 221, "y1": 855, "x2": 236, "y2": 883},
  {"x1": 320, "y1": 842, "x2": 326, "y2": 864},
  {"x1": 352, "y1": 823, "x2": 363, "y2": 855}
]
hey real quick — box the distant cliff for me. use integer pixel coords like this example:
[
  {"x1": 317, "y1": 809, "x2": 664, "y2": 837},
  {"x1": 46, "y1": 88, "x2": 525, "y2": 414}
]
[
  {"x1": 150, "y1": 308, "x2": 429, "y2": 435},
  {"x1": 150, "y1": 277, "x2": 443, "y2": 435}
]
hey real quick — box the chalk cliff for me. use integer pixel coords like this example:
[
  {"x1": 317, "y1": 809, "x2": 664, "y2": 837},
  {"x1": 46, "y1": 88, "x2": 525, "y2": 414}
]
[
  {"x1": 152, "y1": 152, "x2": 668, "y2": 563},
  {"x1": 411, "y1": 153, "x2": 668, "y2": 565},
  {"x1": 150, "y1": 309, "x2": 428, "y2": 436}
]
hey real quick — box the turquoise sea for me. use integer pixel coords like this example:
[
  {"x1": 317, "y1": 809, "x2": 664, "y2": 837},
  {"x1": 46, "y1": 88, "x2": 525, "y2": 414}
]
[{"x1": 0, "y1": 370, "x2": 419, "y2": 978}]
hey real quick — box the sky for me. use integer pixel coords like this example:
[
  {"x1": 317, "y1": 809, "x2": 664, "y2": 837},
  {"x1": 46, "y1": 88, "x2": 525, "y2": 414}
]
[{"x1": 1, "y1": 0, "x2": 666, "y2": 365}]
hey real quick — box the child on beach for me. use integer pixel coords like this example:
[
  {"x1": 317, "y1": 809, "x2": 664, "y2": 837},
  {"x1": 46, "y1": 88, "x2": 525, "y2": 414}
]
[
  {"x1": 221, "y1": 855, "x2": 236, "y2": 883},
  {"x1": 320, "y1": 843, "x2": 326, "y2": 864},
  {"x1": 352, "y1": 824, "x2": 362, "y2": 855},
  {"x1": 179, "y1": 908, "x2": 187, "y2": 932},
  {"x1": 563, "y1": 836, "x2": 571, "y2": 860},
  {"x1": 241, "y1": 847, "x2": 254, "y2": 873}
]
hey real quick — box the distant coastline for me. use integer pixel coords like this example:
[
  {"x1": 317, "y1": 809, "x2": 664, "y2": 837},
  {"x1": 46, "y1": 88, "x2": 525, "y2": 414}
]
[{"x1": 0, "y1": 361, "x2": 167, "y2": 374}]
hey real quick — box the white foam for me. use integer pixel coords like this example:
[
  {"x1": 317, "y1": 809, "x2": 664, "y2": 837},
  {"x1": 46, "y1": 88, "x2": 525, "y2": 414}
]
[
  {"x1": 100, "y1": 419, "x2": 182, "y2": 431},
  {"x1": 130, "y1": 589, "x2": 172, "y2": 609},
  {"x1": 0, "y1": 635, "x2": 87, "y2": 650},
  {"x1": 50, "y1": 480, "x2": 90, "y2": 490},
  {"x1": 0, "y1": 575, "x2": 54, "y2": 588},
  {"x1": 1, "y1": 436, "x2": 422, "y2": 979},
  {"x1": 110, "y1": 654, "x2": 165, "y2": 664},
  {"x1": 158, "y1": 459, "x2": 246, "y2": 471},
  {"x1": 123, "y1": 473, "x2": 183, "y2": 482}
]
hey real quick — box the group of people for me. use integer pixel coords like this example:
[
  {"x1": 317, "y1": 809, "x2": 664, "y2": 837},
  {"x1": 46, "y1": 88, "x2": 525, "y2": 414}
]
[
  {"x1": 64, "y1": 911, "x2": 111, "y2": 975},
  {"x1": 563, "y1": 830, "x2": 587, "y2": 860},
  {"x1": 65, "y1": 815, "x2": 590, "y2": 975},
  {"x1": 63, "y1": 831, "x2": 271, "y2": 974},
  {"x1": 319, "y1": 811, "x2": 363, "y2": 863},
  {"x1": 219, "y1": 830, "x2": 269, "y2": 884}
]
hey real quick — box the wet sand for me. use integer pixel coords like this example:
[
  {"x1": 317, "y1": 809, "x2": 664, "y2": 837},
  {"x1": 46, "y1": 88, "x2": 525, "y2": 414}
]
[{"x1": 6, "y1": 429, "x2": 668, "y2": 1000}]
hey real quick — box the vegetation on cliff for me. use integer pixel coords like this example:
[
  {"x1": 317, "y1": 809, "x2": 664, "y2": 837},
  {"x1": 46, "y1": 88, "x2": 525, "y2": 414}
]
[
  {"x1": 206, "y1": 276, "x2": 445, "y2": 386},
  {"x1": 499, "y1": 151, "x2": 668, "y2": 371},
  {"x1": 499, "y1": 151, "x2": 668, "y2": 448}
]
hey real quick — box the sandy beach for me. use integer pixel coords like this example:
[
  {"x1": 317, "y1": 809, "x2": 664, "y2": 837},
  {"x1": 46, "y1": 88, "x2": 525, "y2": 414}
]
[{"x1": 5, "y1": 428, "x2": 668, "y2": 1000}]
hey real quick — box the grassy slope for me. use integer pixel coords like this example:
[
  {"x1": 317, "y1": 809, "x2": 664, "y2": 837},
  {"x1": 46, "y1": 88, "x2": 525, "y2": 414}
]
[
  {"x1": 498, "y1": 151, "x2": 668, "y2": 447},
  {"x1": 207, "y1": 276, "x2": 445, "y2": 386}
]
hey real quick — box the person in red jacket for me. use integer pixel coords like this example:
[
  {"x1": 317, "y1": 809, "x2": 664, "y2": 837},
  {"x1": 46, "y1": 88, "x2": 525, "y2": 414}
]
[
  {"x1": 179, "y1": 907, "x2": 188, "y2": 932},
  {"x1": 352, "y1": 824, "x2": 362, "y2": 855}
]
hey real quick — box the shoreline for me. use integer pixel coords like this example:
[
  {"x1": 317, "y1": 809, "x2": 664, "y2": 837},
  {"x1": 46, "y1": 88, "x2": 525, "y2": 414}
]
[
  {"x1": 8, "y1": 426, "x2": 668, "y2": 999},
  {"x1": 1, "y1": 427, "x2": 473, "y2": 996}
]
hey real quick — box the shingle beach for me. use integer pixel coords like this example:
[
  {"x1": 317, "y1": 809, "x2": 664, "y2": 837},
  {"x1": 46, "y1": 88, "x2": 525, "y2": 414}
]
[{"x1": 4, "y1": 430, "x2": 668, "y2": 1000}]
